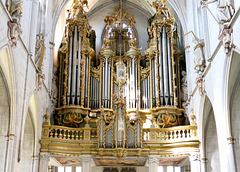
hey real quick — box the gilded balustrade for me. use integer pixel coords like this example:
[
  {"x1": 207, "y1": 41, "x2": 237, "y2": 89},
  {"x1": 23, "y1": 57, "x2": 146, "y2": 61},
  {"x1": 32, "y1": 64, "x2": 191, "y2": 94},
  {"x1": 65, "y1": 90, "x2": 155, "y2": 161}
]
[
  {"x1": 41, "y1": 125, "x2": 98, "y2": 141},
  {"x1": 143, "y1": 125, "x2": 197, "y2": 141},
  {"x1": 40, "y1": 124, "x2": 198, "y2": 156}
]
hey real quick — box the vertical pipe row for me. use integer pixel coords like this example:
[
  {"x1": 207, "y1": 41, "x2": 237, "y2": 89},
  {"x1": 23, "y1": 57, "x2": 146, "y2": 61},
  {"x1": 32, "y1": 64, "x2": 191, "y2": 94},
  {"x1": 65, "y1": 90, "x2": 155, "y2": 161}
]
[
  {"x1": 158, "y1": 35, "x2": 164, "y2": 105},
  {"x1": 101, "y1": 57, "x2": 111, "y2": 109},
  {"x1": 82, "y1": 55, "x2": 87, "y2": 106},
  {"x1": 99, "y1": 122, "x2": 104, "y2": 148},
  {"x1": 71, "y1": 26, "x2": 77, "y2": 104},
  {"x1": 104, "y1": 58, "x2": 108, "y2": 107},
  {"x1": 135, "y1": 61, "x2": 138, "y2": 108},
  {"x1": 162, "y1": 27, "x2": 169, "y2": 105},
  {"x1": 67, "y1": 34, "x2": 73, "y2": 105},
  {"x1": 152, "y1": 58, "x2": 156, "y2": 107},
  {"x1": 97, "y1": 80, "x2": 99, "y2": 108},
  {"x1": 132, "y1": 58, "x2": 136, "y2": 108},
  {"x1": 147, "y1": 76, "x2": 150, "y2": 108},
  {"x1": 84, "y1": 56, "x2": 89, "y2": 107},
  {"x1": 154, "y1": 56, "x2": 159, "y2": 107},
  {"x1": 144, "y1": 78, "x2": 147, "y2": 108},
  {"x1": 102, "y1": 62, "x2": 105, "y2": 107},
  {"x1": 77, "y1": 35, "x2": 82, "y2": 105},
  {"x1": 167, "y1": 36, "x2": 174, "y2": 105},
  {"x1": 137, "y1": 123, "x2": 141, "y2": 148},
  {"x1": 108, "y1": 60, "x2": 111, "y2": 108},
  {"x1": 129, "y1": 57, "x2": 137, "y2": 109},
  {"x1": 89, "y1": 76, "x2": 92, "y2": 108},
  {"x1": 59, "y1": 53, "x2": 64, "y2": 106},
  {"x1": 129, "y1": 59, "x2": 132, "y2": 108},
  {"x1": 87, "y1": 55, "x2": 91, "y2": 108},
  {"x1": 93, "y1": 77, "x2": 95, "y2": 108}
]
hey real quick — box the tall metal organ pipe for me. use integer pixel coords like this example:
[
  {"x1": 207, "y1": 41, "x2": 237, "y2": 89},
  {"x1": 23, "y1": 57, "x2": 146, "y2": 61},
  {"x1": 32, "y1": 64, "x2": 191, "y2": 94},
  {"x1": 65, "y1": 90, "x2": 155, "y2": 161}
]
[
  {"x1": 158, "y1": 35, "x2": 164, "y2": 105},
  {"x1": 162, "y1": 26, "x2": 169, "y2": 105},
  {"x1": 67, "y1": 34, "x2": 73, "y2": 105},
  {"x1": 167, "y1": 36, "x2": 174, "y2": 105},
  {"x1": 77, "y1": 36, "x2": 82, "y2": 105},
  {"x1": 71, "y1": 26, "x2": 77, "y2": 104}
]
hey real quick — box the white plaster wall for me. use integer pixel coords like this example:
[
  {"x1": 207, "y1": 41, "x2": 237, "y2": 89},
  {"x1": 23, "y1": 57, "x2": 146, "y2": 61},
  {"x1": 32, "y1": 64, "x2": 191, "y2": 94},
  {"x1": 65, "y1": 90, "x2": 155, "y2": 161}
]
[
  {"x1": 231, "y1": 82, "x2": 240, "y2": 171},
  {"x1": 0, "y1": 72, "x2": 10, "y2": 172},
  {"x1": 229, "y1": 52, "x2": 240, "y2": 171},
  {"x1": 21, "y1": 113, "x2": 34, "y2": 172},
  {"x1": 205, "y1": 109, "x2": 220, "y2": 172},
  {"x1": 21, "y1": 0, "x2": 32, "y2": 47}
]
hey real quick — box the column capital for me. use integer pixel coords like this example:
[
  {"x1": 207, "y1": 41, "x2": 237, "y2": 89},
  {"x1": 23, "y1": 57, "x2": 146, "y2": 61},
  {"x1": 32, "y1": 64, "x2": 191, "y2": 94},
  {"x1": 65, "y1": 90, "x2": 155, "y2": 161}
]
[
  {"x1": 227, "y1": 137, "x2": 235, "y2": 144},
  {"x1": 81, "y1": 155, "x2": 92, "y2": 163},
  {"x1": 201, "y1": 158, "x2": 208, "y2": 163},
  {"x1": 32, "y1": 155, "x2": 39, "y2": 161},
  {"x1": 190, "y1": 153, "x2": 201, "y2": 162},
  {"x1": 148, "y1": 155, "x2": 160, "y2": 164},
  {"x1": 40, "y1": 153, "x2": 50, "y2": 162}
]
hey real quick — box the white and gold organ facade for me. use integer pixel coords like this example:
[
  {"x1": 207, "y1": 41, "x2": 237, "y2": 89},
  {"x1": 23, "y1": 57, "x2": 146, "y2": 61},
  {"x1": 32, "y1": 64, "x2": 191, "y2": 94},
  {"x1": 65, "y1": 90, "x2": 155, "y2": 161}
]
[{"x1": 40, "y1": 0, "x2": 199, "y2": 170}]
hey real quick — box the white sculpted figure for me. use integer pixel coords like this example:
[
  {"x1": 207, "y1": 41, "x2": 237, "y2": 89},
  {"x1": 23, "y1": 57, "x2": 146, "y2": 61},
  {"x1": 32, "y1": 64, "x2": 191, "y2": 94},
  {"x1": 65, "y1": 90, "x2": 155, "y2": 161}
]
[
  {"x1": 205, "y1": 0, "x2": 235, "y2": 23},
  {"x1": 181, "y1": 71, "x2": 188, "y2": 108},
  {"x1": 35, "y1": 34, "x2": 46, "y2": 70},
  {"x1": 193, "y1": 39, "x2": 206, "y2": 77},
  {"x1": 6, "y1": 0, "x2": 23, "y2": 47}
]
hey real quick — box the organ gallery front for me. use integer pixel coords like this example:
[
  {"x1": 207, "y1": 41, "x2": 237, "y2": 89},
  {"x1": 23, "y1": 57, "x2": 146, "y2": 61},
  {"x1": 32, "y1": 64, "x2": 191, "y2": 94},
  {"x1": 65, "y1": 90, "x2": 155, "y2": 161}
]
[{"x1": 40, "y1": 0, "x2": 199, "y2": 170}]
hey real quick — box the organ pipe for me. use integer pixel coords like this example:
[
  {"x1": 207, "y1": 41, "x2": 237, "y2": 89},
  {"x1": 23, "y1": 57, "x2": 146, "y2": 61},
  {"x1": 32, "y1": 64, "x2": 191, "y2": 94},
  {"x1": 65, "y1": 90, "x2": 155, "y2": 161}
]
[
  {"x1": 167, "y1": 36, "x2": 174, "y2": 105},
  {"x1": 162, "y1": 27, "x2": 169, "y2": 105},
  {"x1": 77, "y1": 36, "x2": 82, "y2": 105},
  {"x1": 158, "y1": 35, "x2": 164, "y2": 106},
  {"x1": 67, "y1": 35, "x2": 73, "y2": 105},
  {"x1": 71, "y1": 26, "x2": 77, "y2": 104}
]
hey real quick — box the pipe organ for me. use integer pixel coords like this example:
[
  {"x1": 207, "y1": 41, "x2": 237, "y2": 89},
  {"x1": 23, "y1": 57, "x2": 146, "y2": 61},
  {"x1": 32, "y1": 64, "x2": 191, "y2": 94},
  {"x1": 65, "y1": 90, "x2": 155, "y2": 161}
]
[
  {"x1": 145, "y1": 8, "x2": 176, "y2": 108},
  {"x1": 55, "y1": 0, "x2": 187, "y2": 149}
]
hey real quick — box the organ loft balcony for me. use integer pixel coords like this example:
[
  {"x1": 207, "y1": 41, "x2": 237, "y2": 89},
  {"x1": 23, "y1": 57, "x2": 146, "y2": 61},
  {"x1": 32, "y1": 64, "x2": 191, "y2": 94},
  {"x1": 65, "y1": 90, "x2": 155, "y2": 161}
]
[{"x1": 40, "y1": 0, "x2": 199, "y2": 167}]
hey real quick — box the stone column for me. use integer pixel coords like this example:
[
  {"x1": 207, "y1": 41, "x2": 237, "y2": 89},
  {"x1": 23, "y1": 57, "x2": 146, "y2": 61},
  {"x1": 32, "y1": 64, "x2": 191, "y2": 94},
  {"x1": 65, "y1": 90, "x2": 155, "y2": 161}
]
[
  {"x1": 136, "y1": 167, "x2": 148, "y2": 172},
  {"x1": 147, "y1": 155, "x2": 159, "y2": 172},
  {"x1": 227, "y1": 137, "x2": 236, "y2": 172},
  {"x1": 200, "y1": 158, "x2": 207, "y2": 172},
  {"x1": 91, "y1": 166, "x2": 103, "y2": 172},
  {"x1": 39, "y1": 153, "x2": 50, "y2": 172},
  {"x1": 189, "y1": 153, "x2": 201, "y2": 172},
  {"x1": 32, "y1": 155, "x2": 39, "y2": 172},
  {"x1": 163, "y1": 166, "x2": 167, "y2": 172},
  {"x1": 72, "y1": 167, "x2": 76, "y2": 172},
  {"x1": 82, "y1": 155, "x2": 92, "y2": 172},
  {"x1": 5, "y1": 134, "x2": 15, "y2": 172}
]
